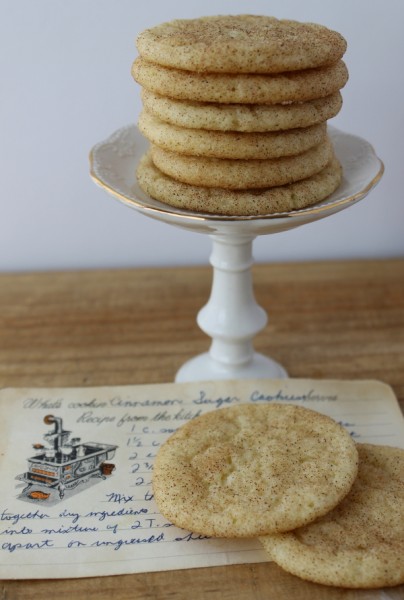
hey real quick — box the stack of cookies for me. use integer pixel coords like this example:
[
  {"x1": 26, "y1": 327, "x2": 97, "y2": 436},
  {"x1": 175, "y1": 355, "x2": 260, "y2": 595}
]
[
  {"x1": 132, "y1": 15, "x2": 349, "y2": 216},
  {"x1": 152, "y1": 403, "x2": 404, "y2": 589}
]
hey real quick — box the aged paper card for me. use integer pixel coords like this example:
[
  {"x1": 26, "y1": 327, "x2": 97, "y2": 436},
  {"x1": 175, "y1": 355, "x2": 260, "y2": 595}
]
[{"x1": 0, "y1": 378, "x2": 403, "y2": 579}]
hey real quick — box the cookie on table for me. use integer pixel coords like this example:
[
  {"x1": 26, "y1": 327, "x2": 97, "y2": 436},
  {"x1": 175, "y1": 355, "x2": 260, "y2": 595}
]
[
  {"x1": 150, "y1": 136, "x2": 333, "y2": 189},
  {"x1": 136, "y1": 15, "x2": 347, "y2": 74},
  {"x1": 260, "y1": 444, "x2": 404, "y2": 589},
  {"x1": 137, "y1": 152, "x2": 342, "y2": 215},
  {"x1": 139, "y1": 110, "x2": 327, "y2": 159},
  {"x1": 132, "y1": 58, "x2": 348, "y2": 104},
  {"x1": 141, "y1": 90, "x2": 343, "y2": 133},
  {"x1": 152, "y1": 403, "x2": 358, "y2": 537}
]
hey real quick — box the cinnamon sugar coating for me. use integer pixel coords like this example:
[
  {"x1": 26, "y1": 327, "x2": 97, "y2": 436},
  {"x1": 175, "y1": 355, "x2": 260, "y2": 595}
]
[
  {"x1": 152, "y1": 404, "x2": 358, "y2": 537},
  {"x1": 136, "y1": 15, "x2": 347, "y2": 73}
]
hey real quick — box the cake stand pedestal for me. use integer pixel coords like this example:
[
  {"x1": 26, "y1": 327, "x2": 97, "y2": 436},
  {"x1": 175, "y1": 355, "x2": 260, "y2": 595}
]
[
  {"x1": 177, "y1": 232, "x2": 287, "y2": 382},
  {"x1": 90, "y1": 126, "x2": 383, "y2": 382}
]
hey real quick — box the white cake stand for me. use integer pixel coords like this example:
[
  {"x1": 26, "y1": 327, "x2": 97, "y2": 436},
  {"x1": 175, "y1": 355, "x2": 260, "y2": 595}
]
[{"x1": 89, "y1": 125, "x2": 383, "y2": 382}]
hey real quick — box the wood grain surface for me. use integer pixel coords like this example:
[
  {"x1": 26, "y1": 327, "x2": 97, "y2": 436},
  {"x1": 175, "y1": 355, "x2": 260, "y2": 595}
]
[{"x1": 1, "y1": 259, "x2": 403, "y2": 599}]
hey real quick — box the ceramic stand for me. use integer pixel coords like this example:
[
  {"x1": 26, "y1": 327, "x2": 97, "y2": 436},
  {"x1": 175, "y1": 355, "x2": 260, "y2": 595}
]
[{"x1": 90, "y1": 125, "x2": 384, "y2": 382}]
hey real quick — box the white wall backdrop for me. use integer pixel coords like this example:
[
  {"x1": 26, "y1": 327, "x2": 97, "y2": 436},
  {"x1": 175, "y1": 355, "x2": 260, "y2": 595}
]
[{"x1": 1, "y1": 0, "x2": 403, "y2": 272}]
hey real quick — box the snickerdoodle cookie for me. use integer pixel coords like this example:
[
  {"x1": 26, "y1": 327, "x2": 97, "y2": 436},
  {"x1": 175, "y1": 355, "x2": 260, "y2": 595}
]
[
  {"x1": 261, "y1": 444, "x2": 404, "y2": 588},
  {"x1": 152, "y1": 403, "x2": 358, "y2": 537},
  {"x1": 137, "y1": 152, "x2": 342, "y2": 215},
  {"x1": 136, "y1": 15, "x2": 347, "y2": 74}
]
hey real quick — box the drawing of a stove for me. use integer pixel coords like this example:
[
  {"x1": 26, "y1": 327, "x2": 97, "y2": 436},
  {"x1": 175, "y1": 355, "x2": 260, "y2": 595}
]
[{"x1": 17, "y1": 415, "x2": 117, "y2": 502}]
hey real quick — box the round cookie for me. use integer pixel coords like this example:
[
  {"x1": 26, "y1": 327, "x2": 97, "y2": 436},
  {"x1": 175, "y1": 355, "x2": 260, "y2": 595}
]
[
  {"x1": 137, "y1": 152, "x2": 342, "y2": 215},
  {"x1": 141, "y1": 89, "x2": 343, "y2": 132},
  {"x1": 152, "y1": 403, "x2": 358, "y2": 537},
  {"x1": 150, "y1": 136, "x2": 333, "y2": 189},
  {"x1": 132, "y1": 58, "x2": 349, "y2": 104},
  {"x1": 260, "y1": 444, "x2": 404, "y2": 589},
  {"x1": 139, "y1": 110, "x2": 327, "y2": 159},
  {"x1": 136, "y1": 15, "x2": 347, "y2": 74}
]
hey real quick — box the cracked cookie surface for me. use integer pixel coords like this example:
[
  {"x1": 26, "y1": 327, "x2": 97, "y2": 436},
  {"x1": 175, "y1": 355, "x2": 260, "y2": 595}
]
[
  {"x1": 152, "y1": 403, "x2": 358, "y2": 537},
  {"x1": 260, "y1": 443, "x2": 404, "y2": 588}
]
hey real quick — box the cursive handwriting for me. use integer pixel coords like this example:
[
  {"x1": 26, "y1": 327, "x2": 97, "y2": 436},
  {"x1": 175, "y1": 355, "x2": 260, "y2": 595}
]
[
  {"x1": 110, "y1": 396, "x2": 183, "y2": 408},
  {"x1": 2, "y1": 539, "x2": 54, "y2": 553},
  {"x1": 0, "y1": 509, "x2": 50, "y2": 526},
  {"x1": 192, "y1": 390, "x2": 240, "y2": 410},
  {"x1": 91, "y1": 532, "x2": 164, "y2": 551},
  {"x1": 85, "y1": 507, "x2": 149, "y2": 522},
  {"x1": 250, "y1": 389, "x2": 338, "y2": 403},
  {"x1": 23, "y1": 397, "x2": 62, "y2": 410}
]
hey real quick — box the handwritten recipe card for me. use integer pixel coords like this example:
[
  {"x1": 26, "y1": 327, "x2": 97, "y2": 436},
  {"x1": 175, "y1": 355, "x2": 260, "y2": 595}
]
[{"x1": 0, "y1": 378, "x2": 403, "y2": 579}]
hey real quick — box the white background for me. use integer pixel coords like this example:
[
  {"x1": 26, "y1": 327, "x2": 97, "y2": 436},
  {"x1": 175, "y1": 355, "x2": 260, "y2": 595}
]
[{"x1": 1, "y1": 0, "x2": 403, "y2": 272}]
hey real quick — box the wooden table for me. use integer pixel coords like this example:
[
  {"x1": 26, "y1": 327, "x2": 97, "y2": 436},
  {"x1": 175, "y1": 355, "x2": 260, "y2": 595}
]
[{"x1": 1, "y1": 259, "x2": 404, "y2": 600}]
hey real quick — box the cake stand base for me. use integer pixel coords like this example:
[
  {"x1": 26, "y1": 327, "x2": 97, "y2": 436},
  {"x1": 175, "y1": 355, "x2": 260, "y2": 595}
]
[{"x1": 175, "y1": 351, "x2": 288, "y2": 382}]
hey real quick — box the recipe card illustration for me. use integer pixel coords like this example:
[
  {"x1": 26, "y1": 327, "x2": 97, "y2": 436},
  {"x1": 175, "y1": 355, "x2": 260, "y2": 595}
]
[
  {"x1": 1, "y1": 378, "x2": 404, "y2": 580},
  {"x1": 16, "y1": 414, "x2": 117, "y2": 504}
]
